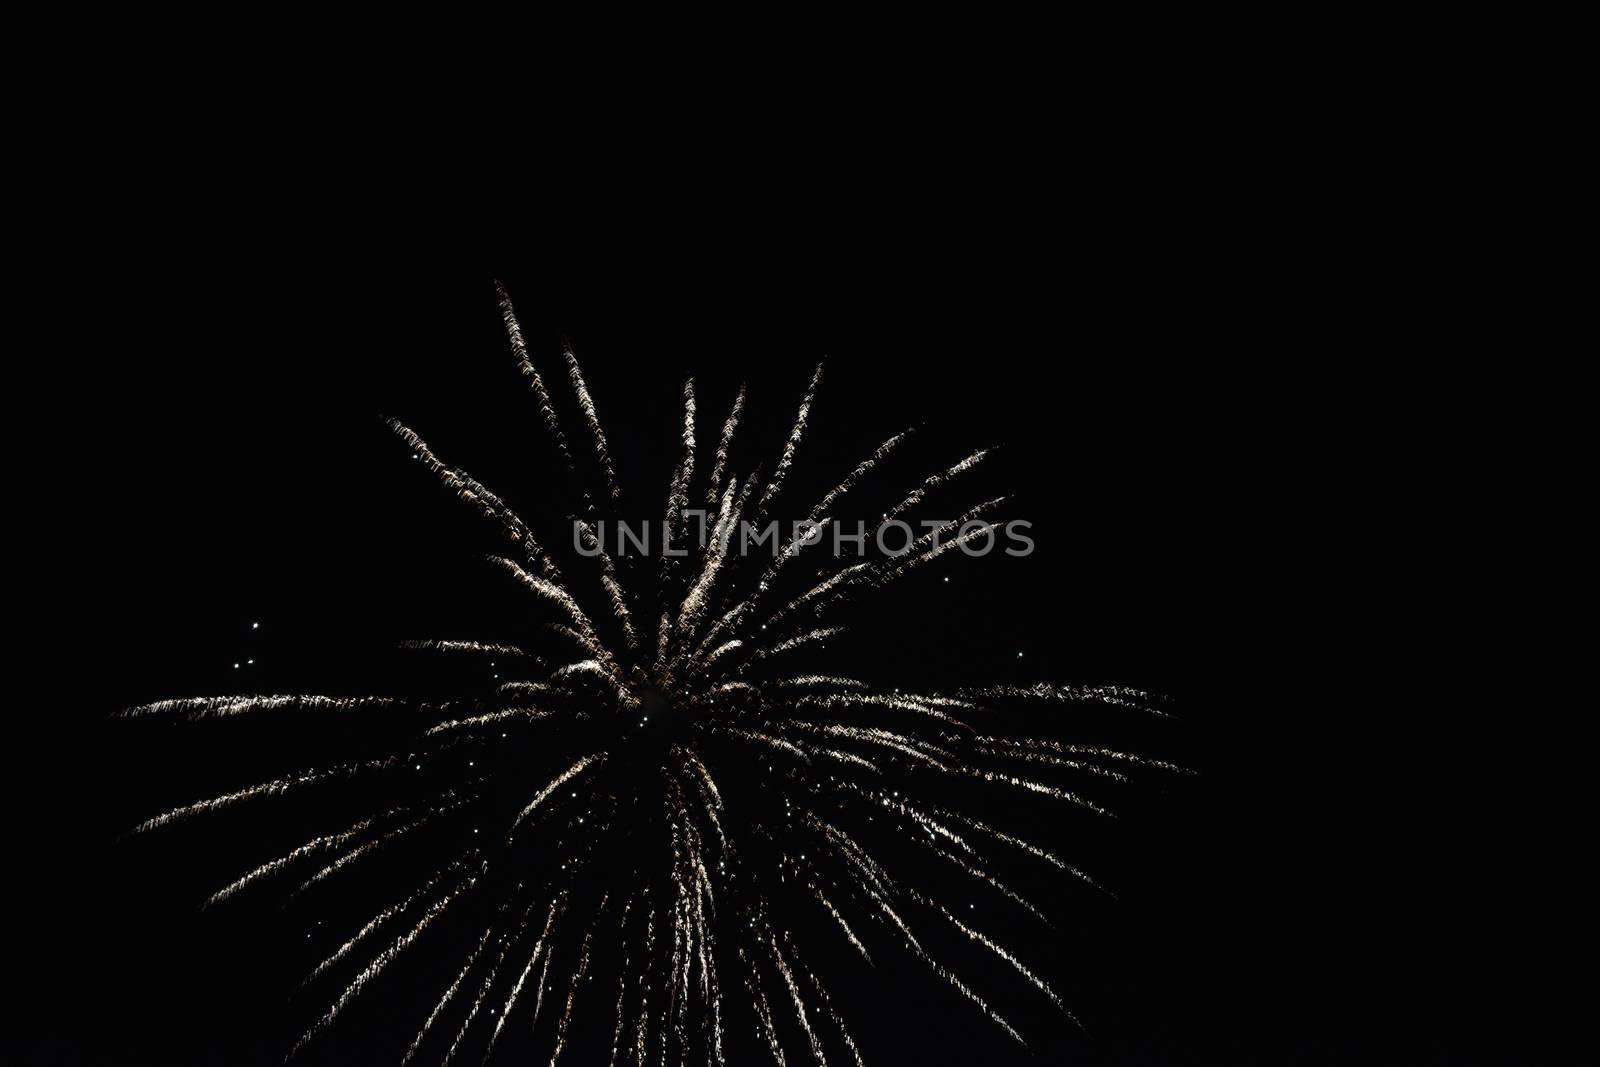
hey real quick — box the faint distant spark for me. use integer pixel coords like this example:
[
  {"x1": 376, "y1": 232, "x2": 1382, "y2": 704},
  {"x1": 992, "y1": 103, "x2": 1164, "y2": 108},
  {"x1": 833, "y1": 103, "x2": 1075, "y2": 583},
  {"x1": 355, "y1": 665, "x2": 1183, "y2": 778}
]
[{"x1": 126, "y1": 281, "x2": 1180, "y2": 1065}]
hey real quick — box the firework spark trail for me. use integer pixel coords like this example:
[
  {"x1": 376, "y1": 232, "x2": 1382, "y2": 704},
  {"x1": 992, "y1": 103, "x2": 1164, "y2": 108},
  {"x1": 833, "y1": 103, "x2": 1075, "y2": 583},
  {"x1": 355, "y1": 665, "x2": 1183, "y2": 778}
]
[
  {"x1": 677, "y1": 747, "x2": 729, "y2": 858},
  {"x1": 678, "y1": 771, "x2": 731, "y2": 1056},
  {"x1": 294, "y1": 797, "x2": 470, "y2": 897},
  {"x1": 739, "y1": 941, "x2": 789, "y2": 1067},
  {"x1": 972, "y1": 740, "x2": 1134, "y2": 781},
  {"x1": 1045, "y1": 742, "x2": 1190, "y2": 773},
  {"x1": 663, "y1": 781, "x2": 693, "y2": 1059},
  {"x1": 963, "y1": 682, "x2": 1174, "y2": 719},
  {"x1": 497, "y1": 282, "x2": 579, "y2": 494},
  {"x1": 687, "y1": 826, "x2": 718, "y2": 1058},
  {"x1": 671, "y1": 481, "x2": 742, "y2": 659},
  {"x1": 766, "y1": 675, "x2": 869, "y2": 691},
  {"x1": 530, "y1": 951, "x2": 554, "y2": 1034},
  {"x1": 801, "y1": 814, "x2": 897, "y2": 902},
  {"x1": 698, "y1": 873, "x2": 727, "y2": 1067},
  {"x1": 882, "y1": 691, "x2": 985, "y2": 711},
  {"x1": 938, "y1": 808, "x2": 1115, "y2": 898},
  {"x1": 482, "y1": 898, "x2": 561, "y2": 1063},
  {"x1": 401, "y1": 640, "x2": 535, "y2": 658},
  {"x1": 674, "y1": 811, "x2": 725, "y2": 1067},
  {"x1": 538, "y1": 623, "x2": 603, "y2": 658},
  {"x1": 427, "y1": 706, "x2": 559, "y2": 737},
  {"x1": 757, "y1": 496, "x2": 1008, "y2": 640},
  {"x1": 926, "y1": 840, "x2": 1054, "y2": 928},
  {"x1": 546, "y1": 659, "x2": 618, "y2": 686},
  {"x1": 907, "y1": 887, "x2": 1078, "y2": 1026},
  {"x1": 967, "y1": 766, "x2": 1117, "y2": 818},
  {"x1": 876, "y1": 448, "x2": 991, "y2": 530},
  {"x1": 664, "y1": 378, "x2": 696, "y2": 559},
  {"x1": 811, "y1": 747, "x2": 882, "y2": 773},
  {"x1": 753, "y1": 361, "x2": 824, "y2": 525},
  {"x1": 562, "y1": 339, "x2": 622, "y2": 507},
  {"x1": 548, "y1": 903, "x2": 603, "y2": 1067},
  {"x1": 850, "y1": 875, "x2": 1027, "y2": 1046},
  {"x1": 514, "y1": 755, "x2": 605, "y2": 830},
  {"x1": 782, "y1": 723, "x2": 956, "y2": 771},
  {"x1": 710, "y1": 681, "x2": 759, "y2": 702},
  {"x1": 678, "y1": 787, "x2": 722, "y2": 1064},
  {"x1": 206, "y1": 816, "x2": 376, "y2": 907},
  {"x1": 441, "y1": 896, "x2": 546, "y2": 1067},
  {"x1": 739, "y1": 627, "x2": 846, "y2": 669},
  {"x1": 717, "y1": 728, "x2": 810, "y2": 762},
  {"x1": 765, "y1": 927, "x2": 828, "y2": 1067},
  {"x1": 606, "y1": 894, "x2": 636, "y2": 1067},
  {"x1": 389, "y1": 420, "x2": 562, "y2": 581},
  {"x1": 301, "y1": 866, "x2": 467, "y2": 990},
  {"x1": 634, "y1": 895, "x2": 657, "y2": 1067},
  {"x1": 797, "y1": 719, "x2": 1117, "y2": 819},
  {"x1": 732, "y1": 460, "x2": 765, "y2": 518},
  {"x1": 575, "y1": 518, "x2": 641, "y2": 652},
  {"x1": 859, "y1": 495, "x2": 1011, "y2": 583},
  {"x1": 653, "y1": 613, "x2": 674, "y2": 676},
  {"x1": 803, "y1": 878, "x2": 873, "y2": 964},
  {"x1": 909, "y1": 946, "x2": 1026, "y2": 1047},
  {"x1": 678, "y1": 747, "x2": 724, "y2": 813},
  {"x1": 131, "y1": 756, "x2": 402, "y2": 834},
  {"x1": 701, "y1": 451, "x2": 995, "y2": 659},
  {"x1": 705, "y1": 384, "x2": 745, "y2": 513},
  {"x1": 799, "y1": 509, "x2": 1006, "y2": 625},
  {"x1": 503, "y1": 674, "x2": 582, "y2": 699},
  {"x1": 486, "y1": 557, "x2": 610, "y2": 665},
  {"x1": 785, "y1": 932, "x2": 868, "y2": 1067},
  {"x1": 121, "y1": 694, "x2": 404, "y2": 721},
  {"x1": 788, "y1": 691, "x2": 972, "y2": 731},
  {"x1": 691, "y1": 426, "x2": 914, "y2": 663},
  {"x1": 702, "y1": 638, "x2": 744, "y2": 671},
  {"x1": 291, "y1": 881, "x2": 469, "y2": 1059},
  {"x1": 404, "y1": 925, "x2": 497, "y2": 1066},
  {"x1": 763, "y1": 429, "x2": 913, "y2": 584},
  {"x1": 826, "y1": 781, "x2": 1054, "y2": 927},
  {"x1": 807, "y1": 816, "x2": 1027, "y2": 1047}
]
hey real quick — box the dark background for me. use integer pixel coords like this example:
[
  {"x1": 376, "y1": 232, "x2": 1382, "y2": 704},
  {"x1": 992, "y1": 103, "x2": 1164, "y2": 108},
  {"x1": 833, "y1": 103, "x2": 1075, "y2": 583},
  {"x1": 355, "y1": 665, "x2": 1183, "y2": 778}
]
[{"x1": 15, "y1": 230, "x2": 1557, "y2": 1065}]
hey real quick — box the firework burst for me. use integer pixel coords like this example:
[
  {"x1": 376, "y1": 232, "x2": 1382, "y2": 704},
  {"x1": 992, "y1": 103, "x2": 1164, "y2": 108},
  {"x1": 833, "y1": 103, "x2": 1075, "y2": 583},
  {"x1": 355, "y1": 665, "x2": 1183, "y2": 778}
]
[{"x1": 125, "y1": 283, "x2": 1178, "y2": 1065}]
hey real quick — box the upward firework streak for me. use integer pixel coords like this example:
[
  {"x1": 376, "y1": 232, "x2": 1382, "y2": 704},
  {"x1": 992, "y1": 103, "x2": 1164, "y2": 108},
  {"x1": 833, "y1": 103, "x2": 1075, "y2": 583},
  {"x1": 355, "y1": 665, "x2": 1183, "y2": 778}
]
[{"x1": 126, "y1": 286, "x2": 1178, "y2": 1065}]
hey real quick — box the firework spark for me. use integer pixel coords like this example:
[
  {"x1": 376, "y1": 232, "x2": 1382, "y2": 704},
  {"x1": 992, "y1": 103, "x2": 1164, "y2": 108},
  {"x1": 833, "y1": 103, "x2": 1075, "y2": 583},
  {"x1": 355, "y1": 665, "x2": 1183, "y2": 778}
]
[{"x1": 126, "y1": 285, "x2": 1176, "y2": 1064}]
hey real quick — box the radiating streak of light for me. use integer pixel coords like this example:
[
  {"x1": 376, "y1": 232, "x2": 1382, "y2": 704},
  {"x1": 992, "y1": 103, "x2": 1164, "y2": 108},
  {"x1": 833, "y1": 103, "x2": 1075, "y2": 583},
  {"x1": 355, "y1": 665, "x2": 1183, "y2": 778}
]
[
  {"x1": 561, "y1": 338, "x2": 622, "y2": 506},
  {"x1": 705, "y1": 384, "x2": 745, "y2": 513},
  {"x1": 514, "y1": 755, "x2": 605, "y2": 830},
  {"x1": 753, "y1": 361, "x2": 823, "y2": 523},
  {"x1": 486, "y1": 897, "x2": 566, "y2": 1063}
]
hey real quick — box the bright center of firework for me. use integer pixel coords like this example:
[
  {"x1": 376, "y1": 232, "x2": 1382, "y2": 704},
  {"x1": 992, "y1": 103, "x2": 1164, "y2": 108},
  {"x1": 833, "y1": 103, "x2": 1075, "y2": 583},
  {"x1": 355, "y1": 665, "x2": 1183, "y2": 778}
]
[{"x1": 631, "y1": 684, "x2": 677, "y2": 735}]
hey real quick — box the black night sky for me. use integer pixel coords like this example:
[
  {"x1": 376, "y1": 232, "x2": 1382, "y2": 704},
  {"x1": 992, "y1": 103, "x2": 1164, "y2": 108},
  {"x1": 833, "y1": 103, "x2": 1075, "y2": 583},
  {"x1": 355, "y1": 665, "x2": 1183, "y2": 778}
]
[{"x1": 15, "y1": 235, "x2": 1556, "y2": 1066}]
